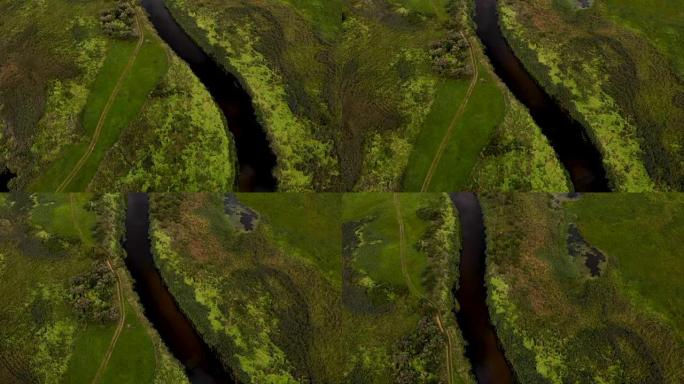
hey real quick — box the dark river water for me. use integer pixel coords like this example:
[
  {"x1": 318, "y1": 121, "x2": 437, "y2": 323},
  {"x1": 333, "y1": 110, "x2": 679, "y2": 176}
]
[
  {"x1": 140, "y1": 0, "x2": 277, "y2": 192},
  {"x1": 474, "y1": 0, "x2": 609, "y2": 192},
  {"x1": 451, "y1": 192, "x2": 514, "y2": 383},
  {"x1": 0, "y1": 167, "x2": 16, "y2": 192},
  {"x1": 123, "y1": 193, "x2": 235, "y2": 383}
]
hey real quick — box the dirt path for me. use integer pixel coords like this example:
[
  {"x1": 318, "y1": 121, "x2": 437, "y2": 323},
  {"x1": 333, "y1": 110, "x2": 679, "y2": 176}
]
[
  {"x1": 435, "y1": 314, "x2": 455, "y2": 384},
  {"x1": 393, "y1": 193, "x2": 420, "y2": 295},
  {"x1": 66, "y1": 195, "x2": 126, "y2": 383},
  {"x1": 421, "y1": 32, "x2": 479, "y2": 192},
  {"x1": 69, "y1": 195, "x2": 87, "y2": 242},
  {"x1": 57, "y1": 12, "x2": 145, "y2": 192},
  {"x1": 393, "y1": 194, "x2": 454, "y2": 384},
  {"x1": 429, "y1": 0, "x2": 441, "y2": 17},
  {"x1": 90, "y1": 259, "x2": 126, "y2": 384}
]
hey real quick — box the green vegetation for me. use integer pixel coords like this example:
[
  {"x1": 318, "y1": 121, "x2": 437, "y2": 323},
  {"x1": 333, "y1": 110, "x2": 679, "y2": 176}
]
[
  {"x1": 0, "y1": 0, "x2": 235, "y2": 192},
  {"x1": 149, "y1": 193, "x2": 473, "y2": 382},
  {"x1": 100, "y1": 0, "x2": 139, "y2": 40},
  {"x1": 0, "y1": 193, "x2": 188, "y2": 383},
  {"x1": 470, "y1": 97, "x2": 571, "y2": 191},
  {"x1": 498, "y1": 0, "x2": 684, "y2": 191},
  {"x1": 481, "y1": 193, "x2": 684, "y2": 383},
  {"x1": 163, "y1": 0, "x2": 567, "y2": 191},
  {"x1": 90, "y1": 54, "x2": 235, "y2": 192}
]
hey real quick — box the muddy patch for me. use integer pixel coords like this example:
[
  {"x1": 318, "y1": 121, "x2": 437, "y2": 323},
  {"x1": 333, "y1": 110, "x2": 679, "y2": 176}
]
[
  {"x1": 567, "y1": 224, "x2": 606, "y2": 276},
  {"x1": 341, "y1": 217, "x2": 394, "y2": 315},
  {"x1": 224, "y1": 194, "x2": 259, "y2": 231},
  {"x1": 1, "y1": 167, "x2": 17, "y2": 192},
  {"x1": 576, "y1": 0, "x2": 593, "y2": 10}
]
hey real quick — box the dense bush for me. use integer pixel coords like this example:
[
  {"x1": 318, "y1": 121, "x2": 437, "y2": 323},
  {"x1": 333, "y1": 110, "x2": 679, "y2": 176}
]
[
  {"x1": 69, "y1": 261, "x2": 119, "y2": 323},
  {"x1": 100, "y1": 1, "x2": 137, "y2": 40},
  {"x1": 430, "y1": 31, "x2": 472, "y2": 78},
  {"x1": 392, "y1": 317, "x2": 445, "y2": 383}
]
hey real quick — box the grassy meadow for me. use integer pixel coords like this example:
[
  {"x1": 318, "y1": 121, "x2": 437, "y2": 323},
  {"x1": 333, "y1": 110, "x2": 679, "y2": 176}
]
[
  {"x1": 498, "y1": 0, "x2": 684, "y2": 191},
  {"x1": 148, "y1": 192, "x2": 474, "y2": 383},
  {"x1": 480, "y1": 193, "x2": 683, "y2": 383},
  {"x1": 0, "y1": 193, "x2": 188, "y2": 383},
  {"x1": 0, "y1": 0, "x2": 235, "y2": 192},
  {"x1": 163, "y1": 0, "x2": 568, "y2": 192}
]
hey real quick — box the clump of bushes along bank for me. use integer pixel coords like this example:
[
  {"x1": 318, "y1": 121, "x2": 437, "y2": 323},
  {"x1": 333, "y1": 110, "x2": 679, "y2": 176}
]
[
  {"x1": 69, "y1": 259, "x2": 119, "y2": 323},
  {"x1": 100, "y1": 0, "x2": 138, "y2": 40},
  {"x1": 430, "y1": 32, "x2": 472, "y2": 78},
  {"x1": 430, "y1": 0, "x2": 473, "y2": 78}
]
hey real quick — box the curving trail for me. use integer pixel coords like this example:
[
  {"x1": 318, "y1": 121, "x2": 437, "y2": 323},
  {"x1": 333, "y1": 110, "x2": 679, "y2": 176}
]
[
  {"x1": 66, "y1": 195, "x2": 126, "y2": 384},
  {"x1": 393, "y1": 193, "x2": 419, "y2": 295},
  {"x1": 90, "y1": 259, "x2": 126, "y2": 384},
  {"x1": 393, "y1": 194, "x2": 454, "y2": 384},
  {"x1": 57, "y1": 12, "x2": 145, "y2": 192},
  {"x1": 421, "y1": 32, "x2": 479, "y2": 192}
]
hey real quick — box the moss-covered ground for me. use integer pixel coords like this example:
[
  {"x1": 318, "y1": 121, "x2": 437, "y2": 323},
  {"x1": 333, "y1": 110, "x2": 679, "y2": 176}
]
[
  {"x1": 480, "y1": 193, "x2": 683, "y2": 383},
  {"x1": 498, "y1": 0, "x2": 684, "y2": 191},
  {"x1": 0, "y1": 0, "x2": 235, "y2": 192},
  {"x1": 163, "y1": 0, "x2": 568, "y2": 192},
  {"x1": 148, "y1": 192, "x2": 474, "y2": 383},
  {"x1": 0, "y1": 193, "x2": 188, "y2": 383}
]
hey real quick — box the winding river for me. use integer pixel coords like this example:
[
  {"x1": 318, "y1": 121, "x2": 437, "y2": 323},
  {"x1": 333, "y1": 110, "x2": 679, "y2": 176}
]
[
  {"x1": 474, "y1": 0, "x2": 609, "y2": 192},
  {"x1": 451, "y1": 192, "x2": 514, "y2": 383},
  {"x1": 124, "y1": 193, "x2": 235, "y2": 383},
  {"x1": 139, "y1": 0, "x2": 277, "y2": 192}
]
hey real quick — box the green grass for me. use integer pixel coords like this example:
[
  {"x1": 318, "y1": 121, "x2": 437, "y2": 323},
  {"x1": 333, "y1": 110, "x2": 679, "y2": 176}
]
[
  {"x1": 149, "y1": 193, "x2": 472, "y2": 383},
  {"x1": 481, "y1": 193, "x2": 684, "y2": 383},
  {"x1": 62, "y1": 323, "x2": 117, "y2": 383},
  {"x1": 238, "y1": 193, "x2": 343, "y2": 283},
  {"x1": 2, "y1": 0, "x2": 235, "y2": 192},
  {"x1": 101, "y1": 301, "x2": 157, "y2": 384},
  {"x1": 280, "y1": 0, "x2": 346, "y2": 40},
  {"x1": 404, "y1": 62, "x2": 507, "y2": 191},
  {"x1": 499, "y1": 0, "x2": 684, "y2": 190},
  {"x1": 425, "y1": 63, "x2": 505, "y2": 192},
  {"x1": 0, "y1": 194, "x2": 97, "y2": 383},
  {"x1": 30, "y1": 193, "x2": 97, "y2": 246},
  {"x1": 564, "y1": 193, "x2": 684, "y2": 329},
  {"x1": 89, "y1": 54, "x2": 235, "y2": 192},
  {"x1": 342, "y1": 193, "x2": 432, "y2": 295},
  {"x1": 31, "y1": 23, "x2": 169, "y2": 192},
  {"x1": 402, "y1": 79, "x2": 470, "y2": 191},
  {"x1": 163, "y1": 0, "x2": 562, "y2": 191},
  {"x1": 0, "y1": 193, "x2": 188, "y2": 383},
  {"x1": 603, "y1": 0, "x2": 684, "y2": 77}
]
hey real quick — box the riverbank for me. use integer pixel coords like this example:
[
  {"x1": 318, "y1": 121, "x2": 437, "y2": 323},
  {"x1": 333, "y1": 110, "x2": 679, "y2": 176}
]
[
  {"x1": 146, "y1": 193, "x2": 474, "y2": 382},
  {"x1": 159, "y1": 0, "x2": 568, "y2": 192},
  {"x1": 496, "y1": 0, "x2": 684, "y2": 191},
  {"x1": 480, "y1": 193, "x2": 683, "y2": 382},
  {"x1": 0, "y1": 193, "x2": 188, "y2": 383},
  {"x1": 451, "y1": 193, "x2": 513, "y2": 382},
  {"x1": 0, "y1": 0, "x2": 235, "y2": 192}
]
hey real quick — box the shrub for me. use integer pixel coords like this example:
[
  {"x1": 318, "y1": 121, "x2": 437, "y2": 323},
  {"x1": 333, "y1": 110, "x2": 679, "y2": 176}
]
[
  {"x1": 430, "y1": 31, "x2": 472, "y2": 78},
  {"x1": 100, "y1": 1, "x2": 137, "y2": 40},
  {"x1": 69, "y1": 261, "x2": 119, "y2": 323}
]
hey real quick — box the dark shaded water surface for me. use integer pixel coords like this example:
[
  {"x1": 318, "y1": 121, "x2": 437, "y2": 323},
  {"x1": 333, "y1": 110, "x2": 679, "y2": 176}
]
[
  {"x1": 451, "y1": 192, "x2": 514, "y2": 383},
  {"x1": 0, "y1": 167, "x2": 16, "y2": 192},
  {"x1": 124, "y1": 193, "x2": 235, "y2": 383},
  {"x1": 474, "y1": 0, "x2": 609, "y2": 192},
  {"x1": 140, "y1": 0, "x2": 277, "y2": 192}
]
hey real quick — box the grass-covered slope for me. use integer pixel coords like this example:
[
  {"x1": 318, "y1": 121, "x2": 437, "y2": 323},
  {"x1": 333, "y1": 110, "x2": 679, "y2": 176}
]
[
  {"x1": 498, "y1": 0, "x2": 684, "y2": 191},
  {"x1": 0, "y1": 0, "x2": 235, "y2": 192},
  {"x1": 148, "y1": 193, "x2": 473, "y2": 383},
  {"x1": 480, "y1": 193, "x2": 683, "y2": 383},
  {"x1": 0, "y1": 193, "x2": 188, "y2": 384},
  {"x1": 163, "y1": 0, "x2": 567, "y2": 192}
]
